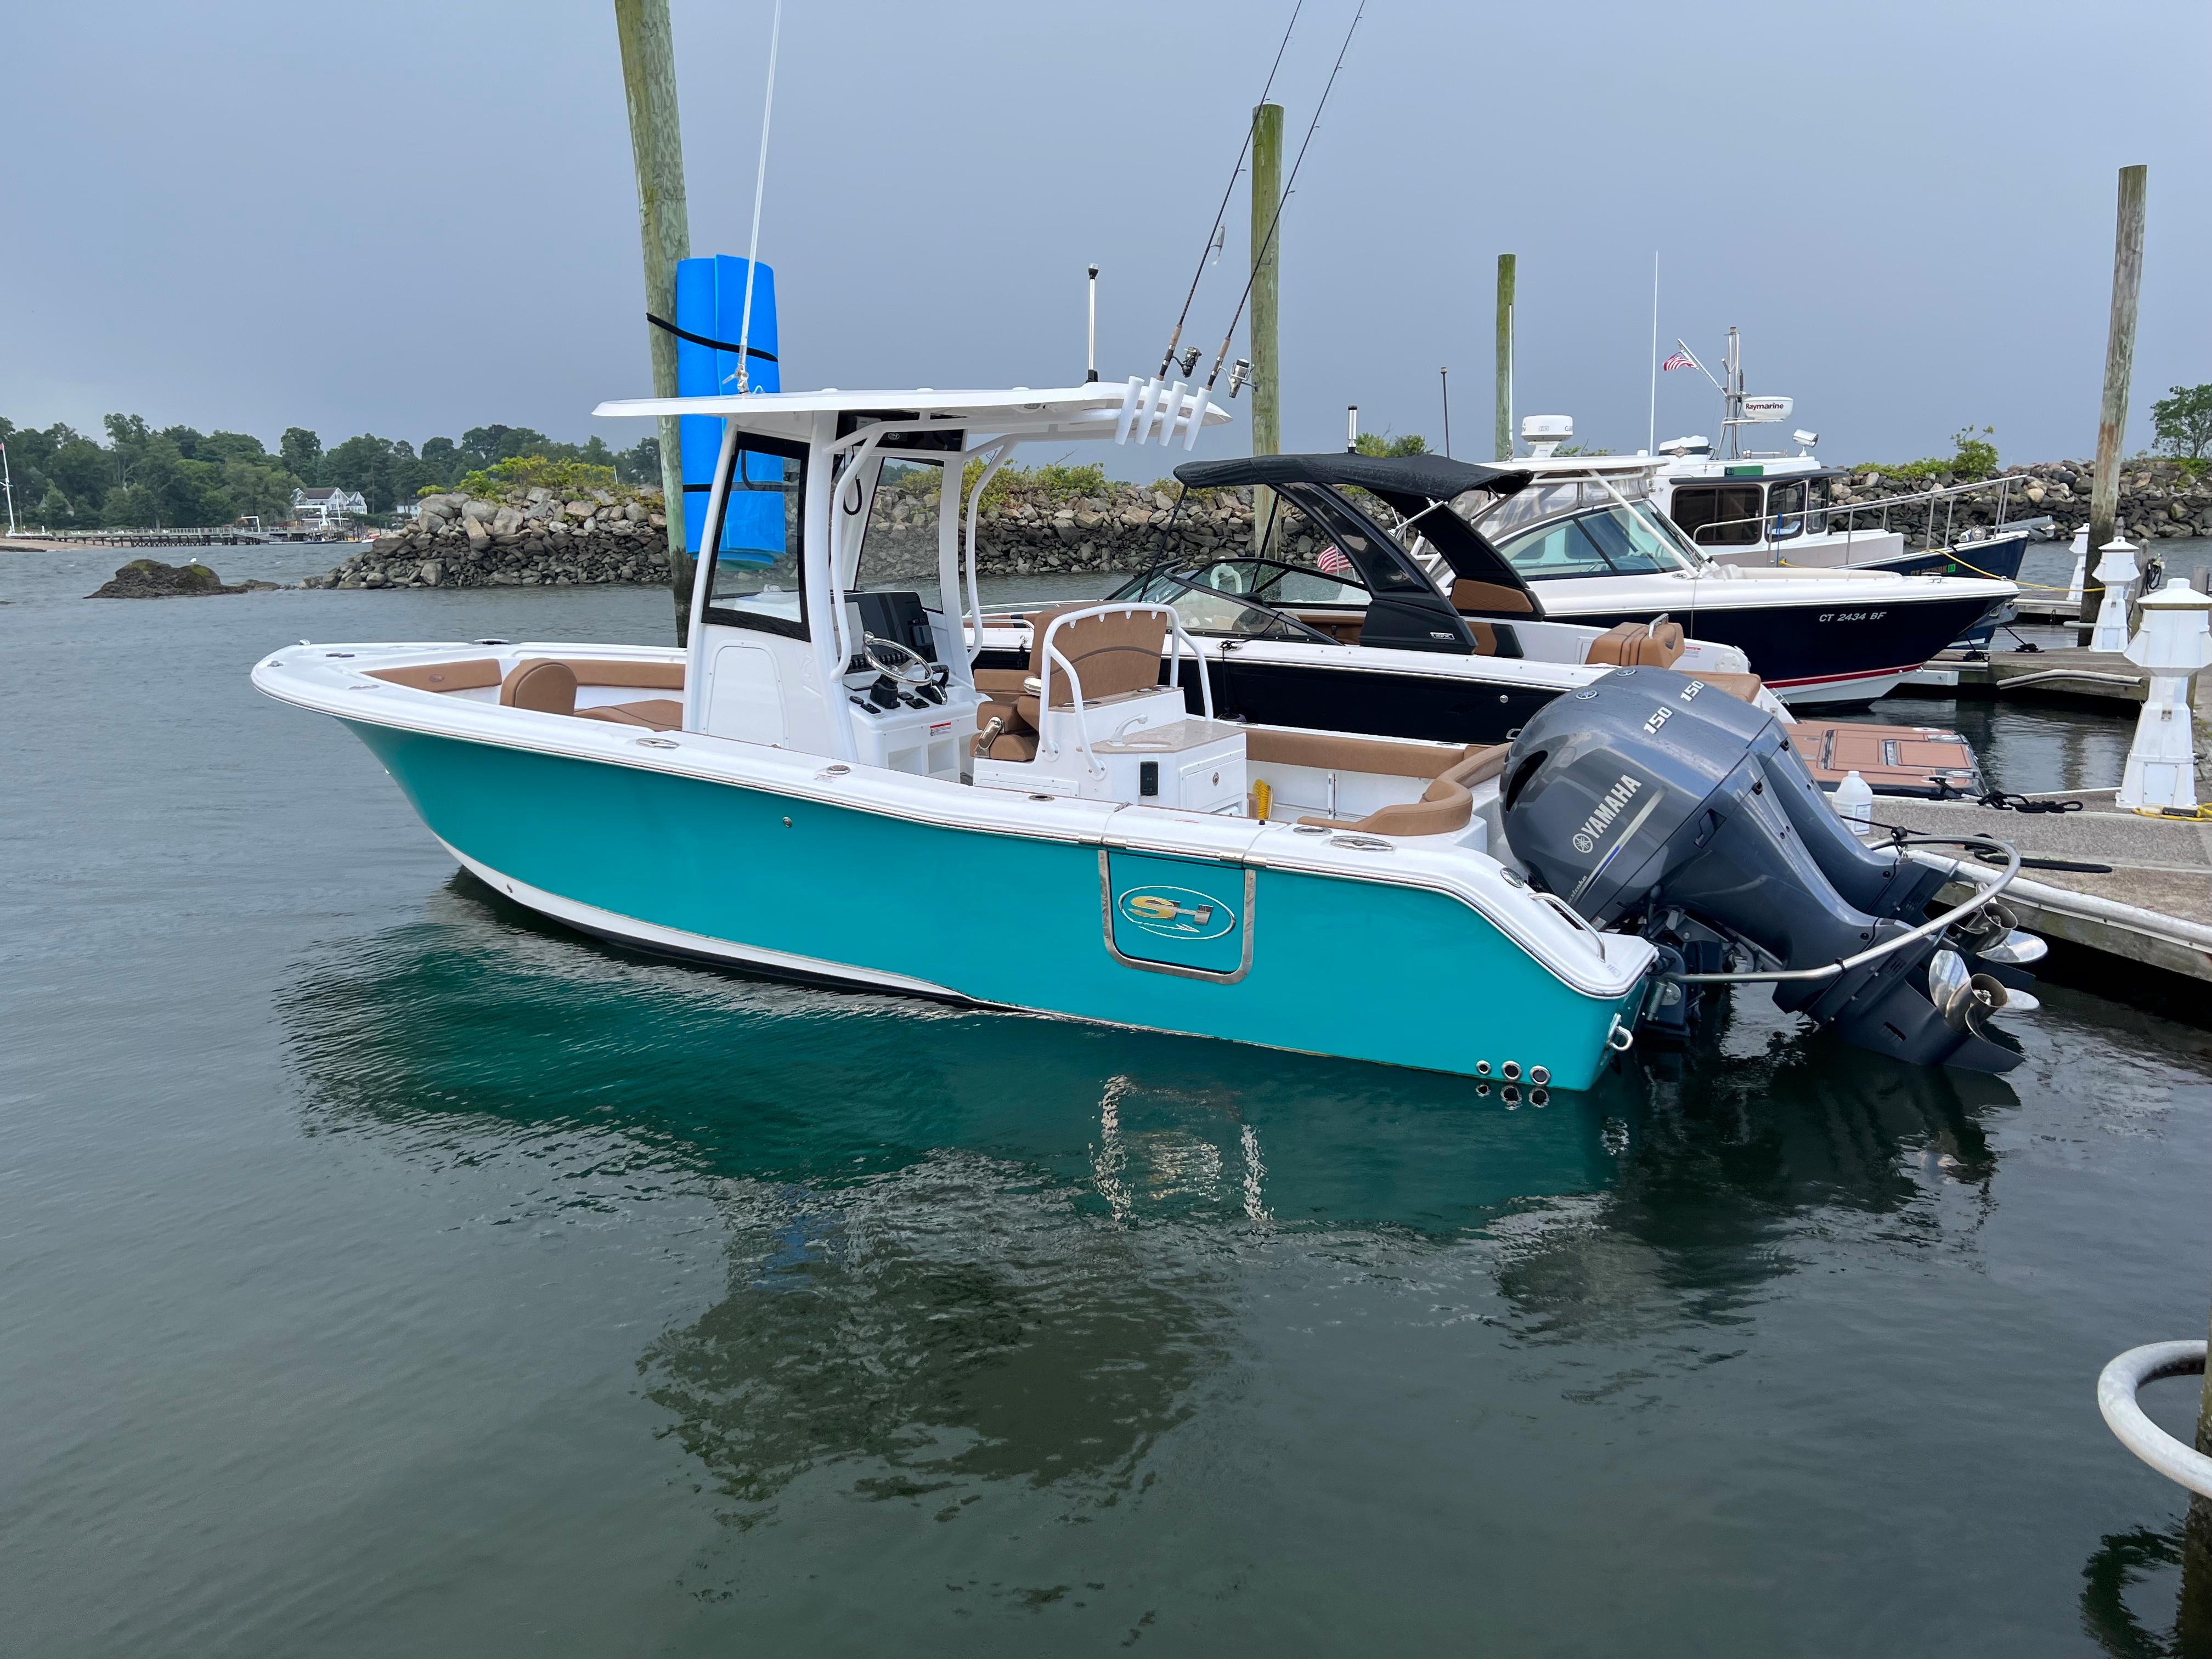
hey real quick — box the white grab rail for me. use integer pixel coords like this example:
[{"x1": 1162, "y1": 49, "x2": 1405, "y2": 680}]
[{"x1": 2098, "y1": 1341, "x2": 2212, "y2": 1498}]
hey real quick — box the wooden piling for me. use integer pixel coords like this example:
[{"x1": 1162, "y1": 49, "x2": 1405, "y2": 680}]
[
  {"x1": 1494, "y1": 254, "x2": 1516, "y2": 462},
  {"x1": 1249, "y1": 101, "x2": 1283, "y2": 551},
  {"x1": 2082, "y1": 164, "x2": 2147, "y2": 645},
  {"x1": 614, "y1": 0, "x2": 693, "y2": 641}
]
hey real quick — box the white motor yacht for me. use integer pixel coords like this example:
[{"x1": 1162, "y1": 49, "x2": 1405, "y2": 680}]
[{"x1": 1430, "y1": 454, "x2": 2015, "y2": 706}]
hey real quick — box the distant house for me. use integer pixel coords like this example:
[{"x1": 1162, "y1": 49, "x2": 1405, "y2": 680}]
[
  {"x1": 292, "y1": 485, "x2": 366, "y2": 526},
  {"x1": 390, "y1": 500, "x2": 420, "y2": 521}
]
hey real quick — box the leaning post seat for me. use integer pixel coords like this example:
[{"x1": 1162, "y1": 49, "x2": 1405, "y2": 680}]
[
  {"x1": 1026, "y1": 605, "x2": 1173, "y2": 722},
  {"x1": 975, "y1": 604, "x2": 1173, "y2": 763}
]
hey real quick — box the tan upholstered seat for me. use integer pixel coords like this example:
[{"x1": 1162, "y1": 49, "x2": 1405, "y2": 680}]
[
  {"x1": 1025, "y1": 606, "x2": 1169, "y2": 709},
  {"x1": 1585, "y1": 619, "x2": 1686, "y2": 668},
  {"x1": 1465, "y1": 620, "x2": 1508, "y2": 656},
  {"x1": 1449, "y1": 579, "x2": 1536, "y2": 616},
  {"x1": 553, "y1": 658, "x2": 685, "y2": 691},
  {"x1": 499, "y1": 659, "x2": 579, "y2": 714},
  {"x1": 1245, "y1": 728, "x2": 1469, "y2": 779},
  {"x1": 575, "y1": 698, "x2": 684, "y2": 731},
  {"x1": 978, "y1": 603, "x2": 1168, "y2": 757},
  {"x1": 1684, "y1": 670, "x2": 1764, "y2": 702},
  {"x1": 366, "y1": 658, "x2": 505, "y2": 692},
  {"x1": 1289, "y1": 742, "x2": 1510, "y2": 837}
]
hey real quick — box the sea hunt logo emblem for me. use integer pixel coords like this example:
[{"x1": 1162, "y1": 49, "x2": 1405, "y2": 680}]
[
  {"x1": 1570, "y1": 772, "x2": 1645, "y2": 857},
  {"x1": 1643, "y1": 707, "x2": 1673, "y2": 735},
  {"x1": 1119, "y1": 885, "x2": 1236, "y2": 940}
]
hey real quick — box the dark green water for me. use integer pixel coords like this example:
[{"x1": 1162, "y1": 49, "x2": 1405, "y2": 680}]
[{"x1": 7, "y1": 546, "x2": 2212, "y2": 1656}]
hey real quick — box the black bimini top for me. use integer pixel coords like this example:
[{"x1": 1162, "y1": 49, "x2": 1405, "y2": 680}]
[
  {"x1": 1173, "y1": 452, "x2": 1540, "y2": 613},
  {"x1": 1175, "y1": 453, "x2": 1529, "y2": 501}
]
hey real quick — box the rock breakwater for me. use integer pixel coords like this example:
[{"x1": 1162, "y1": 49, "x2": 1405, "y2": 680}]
[
  {"x1": 318, "y1": 478, "x2": 1258, "y2": 589},
  {"x1": 315, "y1": 458, "x2": 2212, "y2": 594},
  {"x1": 313, "y1": 485, "x2": 673, "y2": 589}
]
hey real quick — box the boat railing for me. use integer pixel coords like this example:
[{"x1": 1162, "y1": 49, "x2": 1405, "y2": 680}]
[
  {"x1": 1034, "y1": 603, "x2": 1212, "y2": 776},
  {"x1": 1684, "y1": 472, "x2": 2041, "y2": 556}
]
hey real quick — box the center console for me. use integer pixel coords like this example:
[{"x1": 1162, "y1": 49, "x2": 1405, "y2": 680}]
[{"x1": 840, "y1": 591, "x2": 977, "y2": 781}]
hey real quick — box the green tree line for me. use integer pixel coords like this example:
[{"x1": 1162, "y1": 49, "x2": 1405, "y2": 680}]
[{"x1": 0, "y1": 414, "x2": 661, "y2": 529}]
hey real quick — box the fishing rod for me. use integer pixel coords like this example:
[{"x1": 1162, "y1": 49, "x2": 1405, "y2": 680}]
[
  {"x1": 1201, "y1": 0, "x2": 1364, "y2": 394},
  {"x1": 1156, "y1": 0, "x2": 1305, "y2": 381}
]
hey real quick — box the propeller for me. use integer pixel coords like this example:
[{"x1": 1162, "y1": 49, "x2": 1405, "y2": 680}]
[
  {"x1": 1952, "y1": 901, "x2": 2048, "y2": 968},
  {"x1": 1927, "y1": 947, "x2": 2017, "y2": 1036},
  {"x1": 1972, "y1": 929, "x2": 2047, "y2": 967},
  {"x1": 1954, "y1": 901, "x2": 2016, "y2": 954}
]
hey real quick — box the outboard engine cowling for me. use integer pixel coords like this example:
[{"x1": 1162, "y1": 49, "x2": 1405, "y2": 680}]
[{"x1": 1499, "y1": 668, "x2": 2025, "y2": 1073}]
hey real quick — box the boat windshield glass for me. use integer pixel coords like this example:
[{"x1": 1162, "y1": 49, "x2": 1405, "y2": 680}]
[
  {"x1": 705, "y1": 436, "x2": 809, "y2": 638},
  {"x1": 1465, "y1": 473, "x2": 1704, "y2": 577},
  {"x1": 1493, "y1": 505, "x2": 1700, "y2": 582},
  {"x1": 1115, "y1": 568, "x2": 1335, "y2": 642},
  {"x1": 851, "y1": 456, "x2": 943, "y2": 591}
]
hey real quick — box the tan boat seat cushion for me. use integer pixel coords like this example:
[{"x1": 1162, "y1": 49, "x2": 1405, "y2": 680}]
[
  {"x1": 554, "y1": 658, "x2": 685, "y2": 691},
  {"x1": 1031, "y1": 605, "x2": 1170, "y2": 707},
  {"x1": 499, "y1": 659, "x2": 578, "y2": 714},
  {"x1": 1289, "y1": 742, "x2": 1510, "y2": 837},
  {"x1": 1246, "y1": 727, "x2": 1471, "y2": 779},
  {"x1": 367, "y1": 658, "x2": 505, "y2": 692},
  {"x1": 1450, "y1": 579, "x2": 1536, "y2": 616},
  {"x1": 973, "y1": 667, "x2": 1032, "y2": 699},
  {"x1": 575, "y1": 698, "x2": 684, "y2": 731},
  {"x1": 1684, "y1": 670, "x2": 1765, "y2": 703},
  {"x1": 1586, "y1": 619, "x2": 1686, "y2": 668}
]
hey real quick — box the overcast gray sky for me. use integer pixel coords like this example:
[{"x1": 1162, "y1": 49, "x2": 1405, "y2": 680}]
[{"x1": 7, "y1": 1, "x2": 2208, "y2": 473}]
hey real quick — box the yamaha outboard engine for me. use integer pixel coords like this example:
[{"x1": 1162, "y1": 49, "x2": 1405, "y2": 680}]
[{"x1": 1499, "y1": 668, "x2": 2034, "y2": 1073}]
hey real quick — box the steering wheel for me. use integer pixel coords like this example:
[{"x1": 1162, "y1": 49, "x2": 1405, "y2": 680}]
[{"x1": 861, "y1": 635, "x2": 935, "y2": 687}]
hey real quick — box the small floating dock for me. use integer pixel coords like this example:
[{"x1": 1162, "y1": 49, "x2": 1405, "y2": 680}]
[
  {"x1": 1904, "y1": 646, "x2": 2156, "y2": 708},
  {"x1": 1863, "y1": 792, "x2": 2212, "y2": 992}
]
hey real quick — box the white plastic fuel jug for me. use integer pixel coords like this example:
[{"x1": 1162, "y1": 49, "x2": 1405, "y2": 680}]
[{"x1": 1833, "y1": 770, "x2": 1874, "y2": 827}]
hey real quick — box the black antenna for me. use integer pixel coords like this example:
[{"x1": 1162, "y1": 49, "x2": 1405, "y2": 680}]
[
  {"x1": 1203, "y1": 0, "x2": 1365, "y2": 393},
  {"x1": 1157, "y1": 0, "x2": 1304, "y2": 380}
]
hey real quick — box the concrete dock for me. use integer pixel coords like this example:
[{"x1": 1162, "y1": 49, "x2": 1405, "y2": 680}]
[{"x1": 1858, "y1": 792, "x2": 2212, "y2": 995}]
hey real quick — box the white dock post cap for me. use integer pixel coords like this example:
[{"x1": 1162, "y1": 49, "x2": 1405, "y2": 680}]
[
  {"x1": 2089, "y1": 537, "x2": 2142, "y2": 654},
  {"x1": 2117, "y1": 577, "x2": 2212, "y2": 812},
  {"x1": 2092, "y1": 535, "x2": 2141, "y2": 582}
]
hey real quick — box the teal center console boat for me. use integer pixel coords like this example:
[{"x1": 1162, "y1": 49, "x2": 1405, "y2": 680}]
[
  {"x1": 254, "y1": 377, "x2": 2045, "y2": 1085},
  {"x1": 254, "y1": 381, "x2": 1653, "y2": 1090}
]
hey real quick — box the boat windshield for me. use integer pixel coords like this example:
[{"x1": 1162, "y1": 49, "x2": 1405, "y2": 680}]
[
  {"x1": 1113, "y1": 566, "x2": 1336, "y2": 642},
  {"x1": 1464, "y1": 474, "x2": 1706, "y2": 578}
]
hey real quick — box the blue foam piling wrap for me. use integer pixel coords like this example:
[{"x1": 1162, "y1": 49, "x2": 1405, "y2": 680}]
[{"x1": 675, "y1": 256, "x2": 780, "y2": 560}]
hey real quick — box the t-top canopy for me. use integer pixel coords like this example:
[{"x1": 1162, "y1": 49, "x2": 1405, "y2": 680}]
[
  {"x1": 1173, "y1": 453, "x2": 1530, "y2": 501},
  {"x1": 593, "y1": 383, "x2": 1233, "y2": 449}
]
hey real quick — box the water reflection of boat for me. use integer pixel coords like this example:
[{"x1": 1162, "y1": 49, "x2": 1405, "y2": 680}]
[
  {"x1": 277, "y1": 881, "x2": 1637, "y2": 1511},
  {"x1": 1486, "y1": 1037, "x2": 2015, "y2": 1338}
]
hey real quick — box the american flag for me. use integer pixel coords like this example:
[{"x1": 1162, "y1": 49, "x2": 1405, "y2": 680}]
[
  {"x1": 1316, "y1": 545, "x2": 1352, "y2": 575},
  {"x1": 1660, "y1": 348, "x2": 1700, "y2": 373}
]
